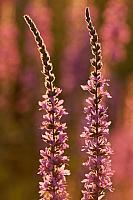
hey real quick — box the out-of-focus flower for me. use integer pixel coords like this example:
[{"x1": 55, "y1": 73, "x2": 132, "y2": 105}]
[
  {"x1": 100, "y1": 0, "x2": 131, "y2": 64},
  {"x1": 24, "y1": 15, "x2": 70, "y2": 199},
  {"x1": 106, "y1": 76, "x2": 133, "y2": 200},
  {"x1": 111, "y1": 75, "x2": 133, "y2": 182},
  {"x1": 15, "y1": 68, "x2": 38, "y2": 113},
  {"x1": 108, "y1": 125, "x2": 133, "y2": 200},
  {"x1": 81, "y1": 8, "x2": 114, "y2": 200},
  {"x1": 123, "y1": 75, "x2": 133, "y2": 128},
  {"x1": 0, "y1": 1, "x2": 20, "y2": 82},
  {"x1": 0, "y1": 1, "x2": 20, "y2": 109},
  {"x1": 112, "y1": 128, "x2": 133, "y2": 183}
]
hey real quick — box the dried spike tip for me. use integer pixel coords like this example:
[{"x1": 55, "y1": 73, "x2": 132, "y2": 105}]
[
  {"x1": 24, "y1": 15, "x2": 55, "y2": 90},
  {"x1": 86, "y1": 8, "x2": 96, "y2": 38},
  {"x1": 24, "y1": 15, "x2": 70, "y2": 200},
  {"x1": 85, "y1": 7, "x2": 90, "y2": 22},
  {"x1": 81, "y1": 7, "x2": 114, "y2": 200},
  {"x1": 85, "y1": 8, "x2": 102, "y2": 71}
]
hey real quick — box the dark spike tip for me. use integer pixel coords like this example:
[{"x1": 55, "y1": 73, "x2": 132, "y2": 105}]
[
  {"x1": 23, "y1": 15, "x2": 37, "y2": 32},
  {"x1": 85, "y1": 7, "x2": 91, "y2": 22},
  {"x1": 23, "y1": 15, "x2": 30, "y2": 23}
]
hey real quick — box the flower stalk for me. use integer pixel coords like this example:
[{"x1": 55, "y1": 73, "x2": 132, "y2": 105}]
[
  {"x1": 24, "y1": 15, "x2": 70, "y2": 200},
  {"x1": 81, "y1": 8, "x2": 114, "y2": 200}
]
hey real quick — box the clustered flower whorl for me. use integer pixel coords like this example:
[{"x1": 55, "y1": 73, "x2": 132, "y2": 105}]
[
  {"x1": 24, "y1": 15, "x2": 70, "y2": 200},
  {"x1": 81, "y1": 8, "x2": 114, "y2": 200}
]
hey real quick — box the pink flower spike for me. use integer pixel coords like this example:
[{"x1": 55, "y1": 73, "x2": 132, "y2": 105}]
[
  {"x1": 24, "y1": 15, "x2": 70, "y2": 200},
  {"x1": 80, "y1": 8, "x2": 114, "y2": 200}
]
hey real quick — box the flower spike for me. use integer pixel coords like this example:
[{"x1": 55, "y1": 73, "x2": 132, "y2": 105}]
[
  {"x1": 24, "y1": 15, "x2": 70, "y2": 200},
  {"x1": 81, "y1": 8, "x2": 114, "y2": 200}
]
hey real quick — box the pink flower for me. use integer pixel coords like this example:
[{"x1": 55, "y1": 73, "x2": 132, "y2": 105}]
[
  {"x1": 24, "y1": 15, "x2": 70, "y2": 199},
  {"x1": 81, "y1": 8, "x2": 114, "y2": 200}
]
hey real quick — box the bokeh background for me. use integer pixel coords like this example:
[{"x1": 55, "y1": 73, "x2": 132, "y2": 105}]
[{"x1": 0, "y1": 0, "x2": 133, "y2": 199}]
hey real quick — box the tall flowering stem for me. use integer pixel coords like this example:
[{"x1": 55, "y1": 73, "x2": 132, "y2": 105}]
[
  {"x1": 81, "y1": 8, "x2": 114, "y2": 200},
  {"x1": 24, "y1": 15, "x2": 70, "y2": 200}
]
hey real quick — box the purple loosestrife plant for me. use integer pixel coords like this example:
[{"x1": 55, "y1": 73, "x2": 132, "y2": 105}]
[
  {"x1": 24, "y1": 15, "x2": 70, "y2": 200},
  {"x1": 80, "y1": 8, "x2": 114, "y2": 200}
]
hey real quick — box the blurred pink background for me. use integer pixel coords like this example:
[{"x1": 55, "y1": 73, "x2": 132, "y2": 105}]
[{"x1": 0, "y1": 0, "x2": 133, "y2": 199}]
